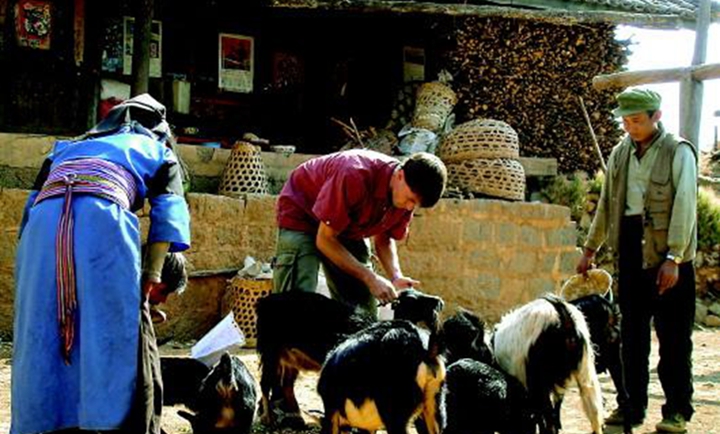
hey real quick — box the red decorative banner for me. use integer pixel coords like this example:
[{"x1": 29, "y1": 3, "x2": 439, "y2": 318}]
[{"x1": 15, "y1": 0, "x2": 51, "y2": 50}]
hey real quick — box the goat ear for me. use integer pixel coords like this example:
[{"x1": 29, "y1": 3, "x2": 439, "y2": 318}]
[{"x1": 460, "y1": 309, "x2": 484, "y2": 329}]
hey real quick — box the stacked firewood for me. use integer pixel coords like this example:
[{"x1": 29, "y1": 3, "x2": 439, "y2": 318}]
[{"x1": 442, "y1": 17, "x2": 629, "y2": 173}]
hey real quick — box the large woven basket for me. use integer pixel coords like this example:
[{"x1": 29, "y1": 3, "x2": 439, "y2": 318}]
[
  {"x1": 560, "y1": 269, "x2": 613, "y2": 301},
  {"x1": 447, "y1": 158, "x2": 526, "y2": 201},
  {"x1": 221, "y1": 276, "x2": 273, "y2": 347},
  {"x1": 412, "y1": 82, "x2": 457, "y2": 132},
  {"x1": 218, "y1": 141, "x2": 269, "y2": 197},
  {"x1": 439, "y1": 119, "x2": 519, "y2": 162}
]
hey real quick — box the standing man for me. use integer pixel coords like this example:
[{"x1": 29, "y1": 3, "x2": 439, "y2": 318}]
[
  {"x1": 274, "y1": 149, "x2": 447, "y2": 317},
  {"x1": 577, "y1": 88, "x2": 697, "y2": 433}
]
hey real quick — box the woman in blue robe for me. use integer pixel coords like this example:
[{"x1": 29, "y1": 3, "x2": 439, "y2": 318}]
[{"x1": 11, "y1": 94, "x2": 191, "y2": 434}]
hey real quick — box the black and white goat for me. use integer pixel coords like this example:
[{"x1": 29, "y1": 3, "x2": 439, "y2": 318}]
[
  {"x1": 492, "y1": 294, "x2": 604, "y2": 434},
  {"x1": 255, "y1": 288, "x2": 444, "y2": 427},
  {"x1": 317, "y1": 318, "x2": 446, "y2": 434}
]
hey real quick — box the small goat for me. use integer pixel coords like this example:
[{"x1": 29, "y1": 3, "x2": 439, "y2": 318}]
[
  {"x1": 255, "y1": 288, "x2": 444, "y2": 427},
  {"x1": 318, "y1": 319, "x2": 445, "y2": 434},
  {"x1": 437, "y1": 310, "x2": 534, "y2": 434},
  {"x1": 178, "y1": 352, "x2": 257, "y2": 434},
  {"x1": 444, "y1": 358, "x2": 534, "y2": 434},
  {"x1": 161, "y1": 356, "x2": 211, "y2": 410},
  {"x1": 438, "y1": 308, "x2": 494, "y2": 365},
  {"x1": 492, "y1": 294, "x2": 603, "y2": 434}
]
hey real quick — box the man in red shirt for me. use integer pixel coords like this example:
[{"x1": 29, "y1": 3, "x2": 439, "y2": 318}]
[{"x1": 274, "y1": 149, "x2": 447, "y2": 316}]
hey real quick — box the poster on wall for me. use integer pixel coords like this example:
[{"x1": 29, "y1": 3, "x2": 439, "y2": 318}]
[
  {"x1": 219, "y1": 33, "x2": 254, "y2": 93},
  {"x1": 123, "y1": 16, "x2": 162, "y2": 78},
  {"x1": 15, "y1": 0, "x2": 51, "y2": 50},
  {"x1": 403, "y1": 46, "x2": 425, "y2": 83}
]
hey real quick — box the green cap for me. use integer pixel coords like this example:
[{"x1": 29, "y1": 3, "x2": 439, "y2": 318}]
[{"x1": 612, "y1": 88, "x2": 662, "y2": 117}]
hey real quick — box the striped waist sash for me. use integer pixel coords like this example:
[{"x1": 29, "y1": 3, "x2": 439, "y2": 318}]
[{"x1": 35, "y1": 158, "x2": 138, "y2": 364}]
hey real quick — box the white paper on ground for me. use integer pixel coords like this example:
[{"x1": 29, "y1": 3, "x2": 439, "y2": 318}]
[{"x1": 191, "y1": 312, "x2": 246, "y2": 367}]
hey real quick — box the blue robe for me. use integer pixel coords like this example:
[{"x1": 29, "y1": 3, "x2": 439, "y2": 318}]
[{"x1": 11, "y1": 126, "x2": 191, "y2": 434}]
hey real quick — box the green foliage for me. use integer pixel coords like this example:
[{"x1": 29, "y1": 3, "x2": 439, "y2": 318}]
[
  {"x1": 586, "y1": 171, "x2": 604, "y2": 196},
  {"x1": 697, "y1": 187, "x2": 720, "y2": 251},
  {"x1": 538, "y1": 172, "x2": 589, "y2": 223}
]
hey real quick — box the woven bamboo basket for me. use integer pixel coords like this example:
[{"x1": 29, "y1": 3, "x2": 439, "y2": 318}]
[
  {"x1": 412, "y1": 82, "x2": 457, "y2": 132},
  {"x1": 447, "y1": 158, "x2": 526, "y2": 201},
  {"x1": 221, "y1": 276, "x2": 273, "y2": 347},
  {"x1": 560, "y1": 269, "x2": 613, "y2": 301},
  {"x1": 218, "y1": 141, "x2": 269, "y2": 197},
  {"x1": 439, "y1": 119, "x2": 519, "y2": 162}
]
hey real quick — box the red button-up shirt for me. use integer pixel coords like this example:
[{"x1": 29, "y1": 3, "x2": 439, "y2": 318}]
[{"x1": 276, "y1": 150, "x2": 413, "y2": 240}]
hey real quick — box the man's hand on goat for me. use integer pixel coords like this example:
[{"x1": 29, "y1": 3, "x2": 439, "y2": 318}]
[{"x1": 367, "y1": 274, "x2": 398, "y2": 305}]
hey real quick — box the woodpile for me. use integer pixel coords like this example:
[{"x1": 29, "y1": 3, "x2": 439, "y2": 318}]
[{"x1": 442, "y1": 17, "x2": 630, "y2": 173}]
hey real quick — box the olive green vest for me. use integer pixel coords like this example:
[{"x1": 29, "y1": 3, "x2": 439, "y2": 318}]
[{"x1": 605, "y1": 130, "x2": 697, "y2": 269}]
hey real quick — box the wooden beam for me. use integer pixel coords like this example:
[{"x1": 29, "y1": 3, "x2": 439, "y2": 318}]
[
  {"x1": 518, "y1": 157, "x2": 558, "y2": 177},
  {"x1": 269, "y1": 0, "x2": 698, "y2": 29},
  {"x1": 680, "y1": 0, "x2": 712, "y2": 146},
  {"x1": 592, "y1": 63, "x2": 720, "y2": 90}
]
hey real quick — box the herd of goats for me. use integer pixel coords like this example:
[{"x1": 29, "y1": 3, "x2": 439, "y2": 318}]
[{"x1": 160, "y1": 286, "x2": 630, "y2": 434}]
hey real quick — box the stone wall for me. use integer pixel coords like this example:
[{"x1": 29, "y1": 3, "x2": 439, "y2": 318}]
[
  {"x1": 0, "y1": 133, "x2": 314, "y2": 194},
  {"x1": 0, "y1": 188, "x2": 578, "y2": 341}
]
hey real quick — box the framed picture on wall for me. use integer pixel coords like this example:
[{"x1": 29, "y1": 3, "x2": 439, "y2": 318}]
[
  {"x1": 219, "y1": 33, "x2": 254, "y2": 93},
  {"x1": 15, "y1": 0, "x2": 52, "y2": 50}
]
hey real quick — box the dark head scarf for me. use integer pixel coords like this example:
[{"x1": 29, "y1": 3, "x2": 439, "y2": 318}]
[{"x1": 85, "y1": 93, "x2": 172, "y2": 144}]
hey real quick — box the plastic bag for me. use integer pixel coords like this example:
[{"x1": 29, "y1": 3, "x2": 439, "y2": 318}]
[{"x1": 397, "y1": 123, "x2": 439, "y2": 155}]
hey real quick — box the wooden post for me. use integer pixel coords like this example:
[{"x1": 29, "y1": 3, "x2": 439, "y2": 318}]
[
  {"x1": 680, "y1": 0, "x2": 711, "y2": 146},
  {"x1": 131, "y1": 0, "x2": 154, "y2": 96}
]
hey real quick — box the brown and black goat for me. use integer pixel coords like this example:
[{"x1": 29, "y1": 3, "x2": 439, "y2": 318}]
[
  {"x1": 317, "y1": 318, "x2": 445, "y2": 434},
  {"x1": 255, "y1": 288, "x2": 444, "y2": 427}
]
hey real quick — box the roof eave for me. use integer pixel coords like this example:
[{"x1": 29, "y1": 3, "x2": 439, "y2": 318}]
[{"x1": 267, "y1": 0, "x2": 717, "y2": 29}]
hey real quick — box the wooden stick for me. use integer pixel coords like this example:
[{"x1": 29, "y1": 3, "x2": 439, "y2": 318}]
[
  {"x1": 330, "y1": 117, "x2": 358, "y2": 140},
  {"x1": 189, "y1": 267, "x2": 242, "y2": 278},
  {"x1": 578, "y1": 96, "x2": 607, "y2": 173},
  {"x1": 349, "y1": 117, "x2": 365, "y2": 147}
]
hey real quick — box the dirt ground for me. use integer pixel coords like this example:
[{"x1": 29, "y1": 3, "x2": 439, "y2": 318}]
[{"x1": 1, "y1": 328, "x2": 718, "y2": 434}]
